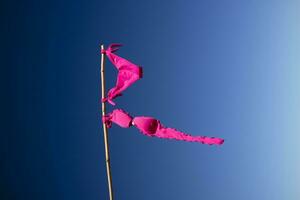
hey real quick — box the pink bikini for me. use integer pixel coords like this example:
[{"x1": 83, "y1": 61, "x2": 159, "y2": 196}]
[
  {"x1": 101, "y1": 44, "x2": 224, "y2": 146},
  {"x1": 101, "y1": 44, "x2": 143, "y2": 105}
]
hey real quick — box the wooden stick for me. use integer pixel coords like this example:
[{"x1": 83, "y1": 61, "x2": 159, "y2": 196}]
[{"x1": 100, "y1": 44, "x2": 114, "y2": 200}]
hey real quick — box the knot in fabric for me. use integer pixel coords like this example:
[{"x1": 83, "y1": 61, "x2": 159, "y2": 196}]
[{"x1": 102, "y1": 109, "x2": 133, "y2": 128}]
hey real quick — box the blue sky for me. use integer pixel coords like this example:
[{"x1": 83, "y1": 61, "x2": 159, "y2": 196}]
[{"x1": 2, "y1": 0, "x2": 300, "y2": 199}]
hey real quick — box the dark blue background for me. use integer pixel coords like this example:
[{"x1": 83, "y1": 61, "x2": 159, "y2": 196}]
[{"x1": 2, "y1": 0, "x2": 300, "y2": 199}]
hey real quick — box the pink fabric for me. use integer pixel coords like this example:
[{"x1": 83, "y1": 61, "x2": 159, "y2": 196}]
[
  {"x1": 132, "y1": 117, "x2": 158, "y2": 135},
  {"x1": 103, "y1": 109, "x2": 224, "y2": 146},
  {"x1": 102, "y1": 109, "x2": 133, "y2": 128},
  {"x1": 101, "y1": 44, "x2": 143, "y2": 105}
]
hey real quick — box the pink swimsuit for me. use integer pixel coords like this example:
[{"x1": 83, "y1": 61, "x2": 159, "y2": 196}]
[
  {"x1": 103, "y1": 109, "x2": 224, "y2": 145},
  {"x1": 101, "y1": 44, "x2": 224, "y2": 145},
  {"x1": 101, "y1": 44, "x2": 143, "y2": 105}
]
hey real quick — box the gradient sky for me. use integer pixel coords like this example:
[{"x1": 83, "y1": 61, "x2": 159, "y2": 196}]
[{"x1": 2, "y1": 0, "x2": 300, "y2": 199}]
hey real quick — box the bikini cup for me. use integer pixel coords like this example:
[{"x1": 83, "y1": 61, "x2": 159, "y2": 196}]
[{"x1": 132, "y1": 117, "x2": 159, "y2": 135}]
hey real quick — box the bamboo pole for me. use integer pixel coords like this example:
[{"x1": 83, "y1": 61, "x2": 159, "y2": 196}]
[{"x1": 100, "y1": 44, "x2": 114, "y2": 200}]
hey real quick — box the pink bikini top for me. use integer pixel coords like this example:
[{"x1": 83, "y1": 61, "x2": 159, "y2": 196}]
[{"x1": 103, "y1": 109, "x2": 224, "y2": 145}]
